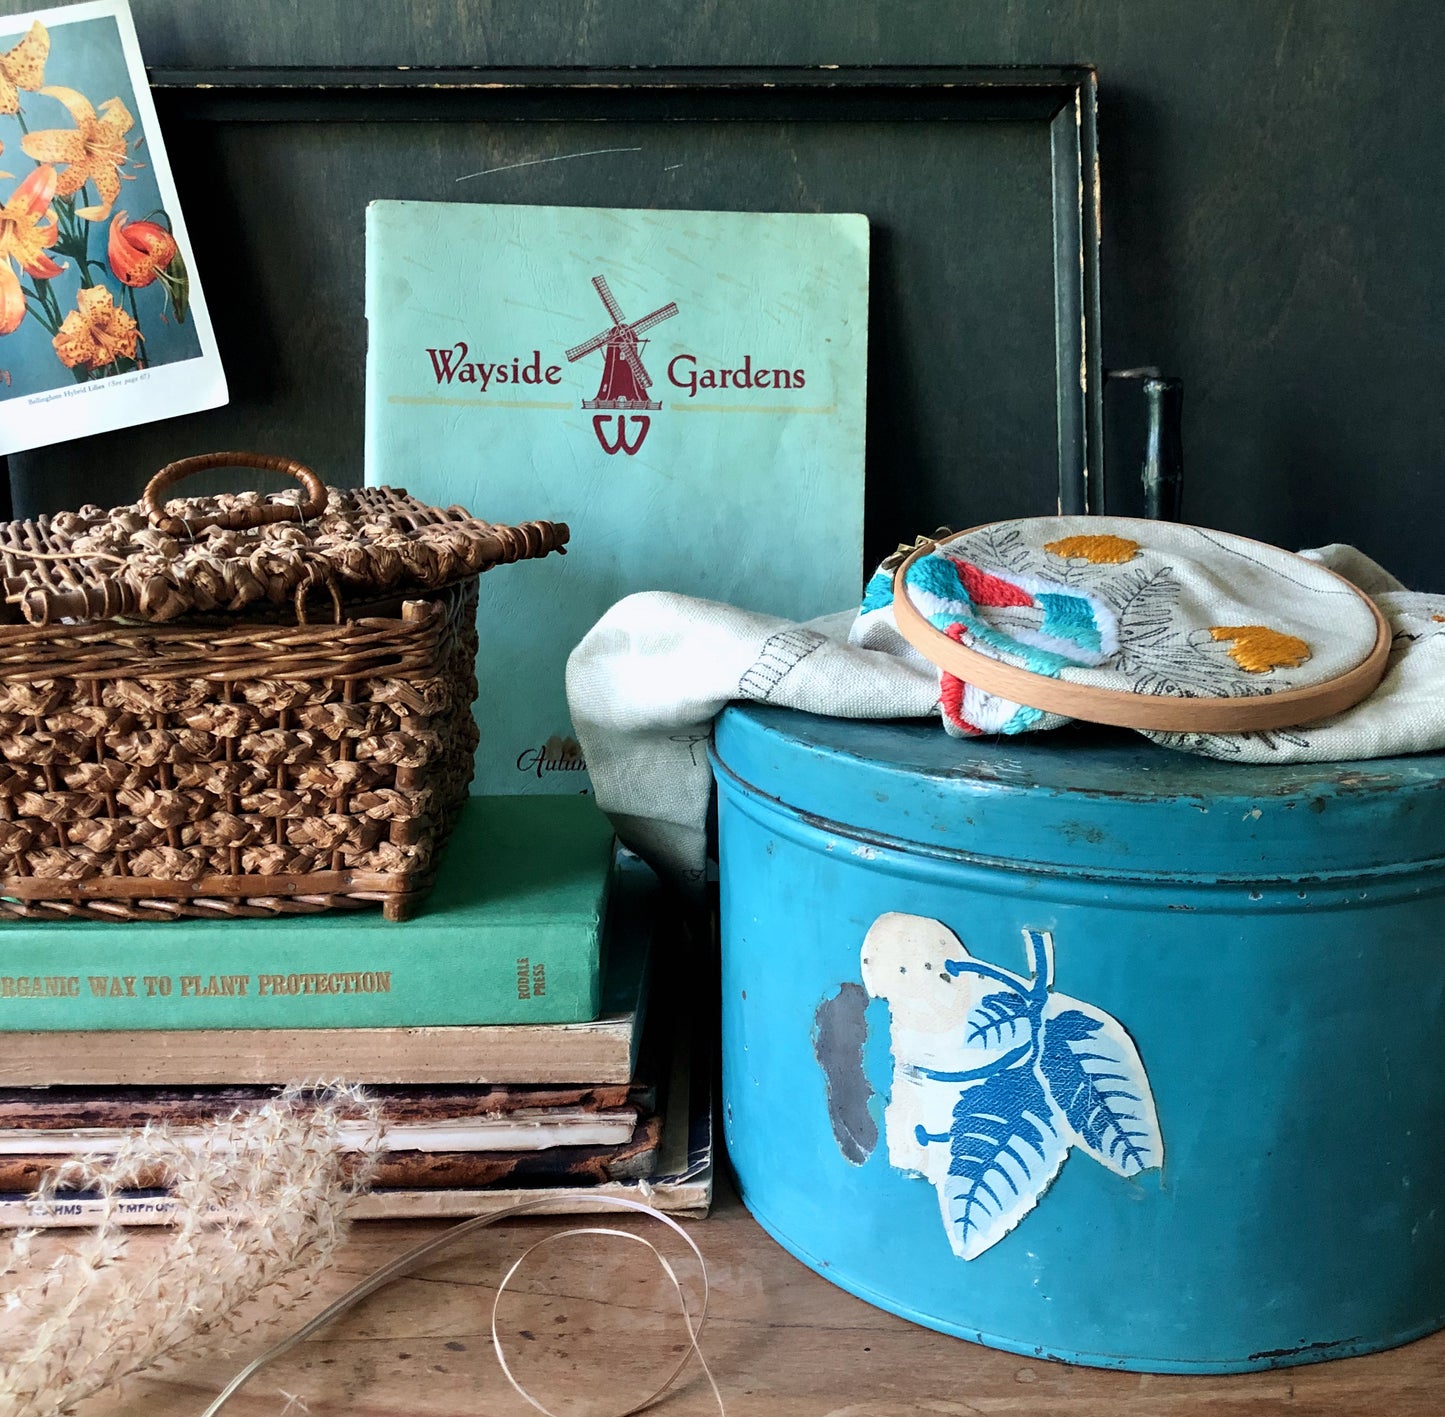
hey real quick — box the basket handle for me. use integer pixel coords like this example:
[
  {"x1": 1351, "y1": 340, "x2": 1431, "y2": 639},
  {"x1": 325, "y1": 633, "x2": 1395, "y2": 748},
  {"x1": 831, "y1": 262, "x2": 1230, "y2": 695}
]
[{"x1": 142, "y1": 452, "x2": 329, "y2": 535}]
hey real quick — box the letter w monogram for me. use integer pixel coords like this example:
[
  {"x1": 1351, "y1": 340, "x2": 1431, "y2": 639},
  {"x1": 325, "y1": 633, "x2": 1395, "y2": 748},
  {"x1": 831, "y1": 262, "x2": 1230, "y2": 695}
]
[{"x1": 592, "y1": 414, "x2": 650, "y2": 456}]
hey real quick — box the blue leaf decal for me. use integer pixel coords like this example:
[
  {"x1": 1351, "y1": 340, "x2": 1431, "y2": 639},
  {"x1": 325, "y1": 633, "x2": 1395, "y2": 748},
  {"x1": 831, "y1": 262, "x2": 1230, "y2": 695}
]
[
  {"x1": 859, "y1": 914, "x2": 1165, "y2": 1263},
  {"x1": 1039, "y1": 998, "x2": 1163, "y2": 1176},
  {"x1": 966, "y1": 989, "x2": 1034, "y2": 1049},
  {"x1": 936, "y1": 1063, "x2": 1068, "y2": 1260}
]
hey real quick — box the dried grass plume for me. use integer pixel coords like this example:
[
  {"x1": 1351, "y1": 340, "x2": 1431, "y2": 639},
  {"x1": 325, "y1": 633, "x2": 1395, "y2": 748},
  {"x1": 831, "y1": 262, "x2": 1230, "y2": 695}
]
[{"x1": 0, "y1": 1083, "x2": 381, "y2": 1416}]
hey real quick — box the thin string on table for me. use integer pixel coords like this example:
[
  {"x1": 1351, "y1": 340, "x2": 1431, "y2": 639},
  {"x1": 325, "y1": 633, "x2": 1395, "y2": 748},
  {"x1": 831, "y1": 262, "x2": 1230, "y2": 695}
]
[{"x1": 201, "y1": 1195, "x2": 725, "y2": 1417}]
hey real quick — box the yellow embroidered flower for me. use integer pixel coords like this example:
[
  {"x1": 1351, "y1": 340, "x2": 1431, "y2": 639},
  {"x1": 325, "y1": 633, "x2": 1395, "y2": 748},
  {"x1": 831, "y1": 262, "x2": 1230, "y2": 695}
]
[
  {"x1": 21, "y1": 86, "x2": 133, "y2": 220},
  {"x1": 0, "y1": 22, "x2": 49, "y2": 117},
  {"x1": 52, "y1": 284, "x2": 139, "y2": 369},
  {"x1": 1208, "y1": 626, "x2": 1312, "y2": 674},
  {"x1": 1044, "y1": 534, "x2": 1141, "y2": 565},
  {"x1": 0, "y1": 163, "x2": 63, "y2": 334}
]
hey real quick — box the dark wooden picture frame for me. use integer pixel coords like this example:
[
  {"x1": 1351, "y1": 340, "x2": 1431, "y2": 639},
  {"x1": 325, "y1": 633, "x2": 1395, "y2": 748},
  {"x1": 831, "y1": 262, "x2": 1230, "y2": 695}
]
[{"x1": 14, "y1": 66, "x2": 1103, "y2": 557}]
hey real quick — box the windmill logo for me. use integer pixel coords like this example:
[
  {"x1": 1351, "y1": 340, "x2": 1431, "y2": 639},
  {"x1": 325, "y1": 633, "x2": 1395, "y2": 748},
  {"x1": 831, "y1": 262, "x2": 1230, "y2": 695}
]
[{"x1": 565, "y1": 275, "x2": 679, "y2": 456}]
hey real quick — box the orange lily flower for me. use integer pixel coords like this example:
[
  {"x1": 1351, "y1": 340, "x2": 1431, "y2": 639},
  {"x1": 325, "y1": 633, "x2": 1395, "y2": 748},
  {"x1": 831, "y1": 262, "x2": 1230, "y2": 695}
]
[
  {"x1": 108, "y1": 211, "x2": 178, "y2": 287},
  {"x1": 0, "y1": 164, "x2": 63, "y2": 335},
  {"x1": 0, "y1": 22, "x2": 49, "y2": 117},
  {"x1": 52, "y1": 285, "x2": 139, "y2": 369},
  {"x1": 21, "y1": 86, "x2": 133, "y2": 220}
]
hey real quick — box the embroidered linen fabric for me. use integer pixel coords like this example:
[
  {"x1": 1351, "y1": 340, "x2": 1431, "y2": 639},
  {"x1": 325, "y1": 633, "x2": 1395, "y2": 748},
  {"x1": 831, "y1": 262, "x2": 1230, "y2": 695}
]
[{"x1": 566, "y1": 541, "x2": 1445, "y2": 885}]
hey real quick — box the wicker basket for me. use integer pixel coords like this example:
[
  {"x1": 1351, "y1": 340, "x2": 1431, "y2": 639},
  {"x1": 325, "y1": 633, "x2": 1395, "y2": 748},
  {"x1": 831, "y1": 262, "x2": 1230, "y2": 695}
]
[{"x1": 0, "y1": 453, "x2": 568, "y2": 922}]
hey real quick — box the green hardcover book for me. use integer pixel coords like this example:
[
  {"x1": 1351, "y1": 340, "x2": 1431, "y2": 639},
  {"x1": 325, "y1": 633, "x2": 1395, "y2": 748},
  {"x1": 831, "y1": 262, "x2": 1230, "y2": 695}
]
[{"x1": 0, "y1": 797, "x2": 614, "y2": 1031}]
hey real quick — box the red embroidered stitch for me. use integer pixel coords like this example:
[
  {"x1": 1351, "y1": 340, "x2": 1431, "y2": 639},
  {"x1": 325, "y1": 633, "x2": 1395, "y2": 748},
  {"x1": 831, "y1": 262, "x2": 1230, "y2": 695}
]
[
  {"x1": 939, "y1": 623, "x2": 983, "y2": 735},
  {"x1": 952, "y1": 558, "x2": 1035, "y2": 610}
]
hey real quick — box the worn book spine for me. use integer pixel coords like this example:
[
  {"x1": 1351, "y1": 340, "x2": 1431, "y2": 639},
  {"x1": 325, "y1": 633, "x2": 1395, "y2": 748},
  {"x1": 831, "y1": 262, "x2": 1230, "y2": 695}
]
[
  {"x1": 0, "y1": 1115, "x2": 664, "y2": 1195},
  {"x1": 0, "y1": 1082, "x2": 650, "y2": 1130},
  {"x1": 0, "y1": 927, "x2": 598, "y2": 1030},
  {"x1": 0, "y1": 1020, "x2": 641, "y2": 1087}
]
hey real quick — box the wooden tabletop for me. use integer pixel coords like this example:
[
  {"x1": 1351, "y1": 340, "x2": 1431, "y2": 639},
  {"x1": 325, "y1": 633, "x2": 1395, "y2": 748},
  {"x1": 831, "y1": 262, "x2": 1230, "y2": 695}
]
[{"x1": 72, "y1": 1174, "x2": 1444, "y2": 1417}]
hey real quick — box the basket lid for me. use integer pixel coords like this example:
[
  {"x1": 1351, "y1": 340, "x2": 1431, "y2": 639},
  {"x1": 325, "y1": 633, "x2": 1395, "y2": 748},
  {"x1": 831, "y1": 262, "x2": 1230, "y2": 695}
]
[
  {"x1": 0, "y1": 452, "x2": 568, "y2": 626},
  {"x1": 887, "y1": 517, "x2": 1390, "y2": 734}
]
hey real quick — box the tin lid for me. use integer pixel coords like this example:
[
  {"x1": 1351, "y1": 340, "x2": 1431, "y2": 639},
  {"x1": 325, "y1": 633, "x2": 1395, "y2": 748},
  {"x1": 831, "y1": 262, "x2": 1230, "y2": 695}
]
[{"x1": 711, "y1": 705, "x2": 1445, "y2": 882}]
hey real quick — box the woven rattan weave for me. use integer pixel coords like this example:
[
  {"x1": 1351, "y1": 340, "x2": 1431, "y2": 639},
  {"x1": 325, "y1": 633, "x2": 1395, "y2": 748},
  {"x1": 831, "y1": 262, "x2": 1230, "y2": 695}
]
[{"x1": 0, "y1": 453, "x2": 568, "y2": 921}]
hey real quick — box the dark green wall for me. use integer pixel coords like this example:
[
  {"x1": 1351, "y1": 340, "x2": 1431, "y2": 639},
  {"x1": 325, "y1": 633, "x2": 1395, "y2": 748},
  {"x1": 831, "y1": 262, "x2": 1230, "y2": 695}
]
[{"x1": 4, "y1": 1, "x2": 1442, "y2": 586}]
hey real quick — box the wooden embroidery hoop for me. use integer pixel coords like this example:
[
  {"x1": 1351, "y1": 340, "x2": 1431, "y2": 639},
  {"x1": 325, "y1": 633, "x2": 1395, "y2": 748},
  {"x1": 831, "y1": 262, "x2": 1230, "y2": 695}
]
[{"x1": 890, "y1": 525, "x2": 1393, "y2": 733}]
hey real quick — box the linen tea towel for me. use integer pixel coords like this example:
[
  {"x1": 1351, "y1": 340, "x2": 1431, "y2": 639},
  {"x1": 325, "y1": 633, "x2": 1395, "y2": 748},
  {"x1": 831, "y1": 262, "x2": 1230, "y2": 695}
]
[{"x1": 567, "y1": 538, "x2": 1445, "y2": 884}]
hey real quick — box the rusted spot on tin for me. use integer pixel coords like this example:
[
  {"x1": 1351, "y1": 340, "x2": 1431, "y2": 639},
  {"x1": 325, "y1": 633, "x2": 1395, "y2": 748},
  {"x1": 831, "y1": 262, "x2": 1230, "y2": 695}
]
[
  {"x1": 813, "y1": 982, "x2": 877, "y2": 1166},
  {"x1": 1331, "y1": 771, "x2": 1400, "y2": 790},
  {"x1": 1248, "y1": 1337, "x2": 1361, "y2": 1364}
]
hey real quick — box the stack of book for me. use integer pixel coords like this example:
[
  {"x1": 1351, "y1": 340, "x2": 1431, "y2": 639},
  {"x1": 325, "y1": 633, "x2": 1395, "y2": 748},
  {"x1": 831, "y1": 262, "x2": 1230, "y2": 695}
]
[{"x1": 0, "y1": 797, "x2": 711, "y2": 1226}]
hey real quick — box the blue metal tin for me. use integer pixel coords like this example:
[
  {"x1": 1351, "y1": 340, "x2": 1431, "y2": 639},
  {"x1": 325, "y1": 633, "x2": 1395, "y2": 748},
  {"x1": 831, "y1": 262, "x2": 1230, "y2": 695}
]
[{"x1": 711, "y1": 705, "x2": 1445, "y2": 1372}]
